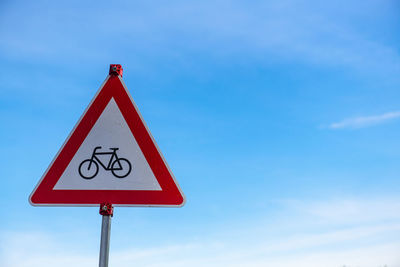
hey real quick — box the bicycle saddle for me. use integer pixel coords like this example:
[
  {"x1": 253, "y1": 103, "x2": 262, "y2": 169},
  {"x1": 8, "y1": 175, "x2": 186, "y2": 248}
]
[{"x1": 109, "y1": 147, "x2": 119, "y2": 151}]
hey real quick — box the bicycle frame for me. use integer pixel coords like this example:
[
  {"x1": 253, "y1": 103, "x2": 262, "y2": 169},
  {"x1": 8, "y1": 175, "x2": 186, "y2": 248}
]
[{"x1": 89, "y1": 146, "x2": 122, "y2": 170}]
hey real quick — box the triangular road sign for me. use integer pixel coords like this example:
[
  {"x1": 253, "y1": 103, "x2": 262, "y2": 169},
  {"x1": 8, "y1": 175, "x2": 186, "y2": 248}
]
[{"x1": 29, "y1": 66, "x2": 185, "y2": 207}]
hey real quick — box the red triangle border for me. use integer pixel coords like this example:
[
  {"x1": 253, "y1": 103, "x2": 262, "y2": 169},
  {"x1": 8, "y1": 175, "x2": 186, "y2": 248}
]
[{"x1": 29, "y1": 75, "x2": 185, "y2": 207}]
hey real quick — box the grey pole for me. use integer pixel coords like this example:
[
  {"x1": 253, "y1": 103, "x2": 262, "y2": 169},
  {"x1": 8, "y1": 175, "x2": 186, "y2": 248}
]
[{"x1": 99, "y1": 204, "x2": 113, "y2": 267}]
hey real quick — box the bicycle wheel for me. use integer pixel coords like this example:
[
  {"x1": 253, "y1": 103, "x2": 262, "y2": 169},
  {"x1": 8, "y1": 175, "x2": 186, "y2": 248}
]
[
  {"x1": 78, "y1": 159, "x2": 99, "y2": 179},
  {"x1": 111, "y1": 158, "x2": 132, "y2": 178}
]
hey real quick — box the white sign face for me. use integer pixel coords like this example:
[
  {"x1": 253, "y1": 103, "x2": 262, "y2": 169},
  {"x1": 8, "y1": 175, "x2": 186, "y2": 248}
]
[
  {"x1": 30, "y1": 73, "x2": 185, "y2": 206},
  {"x1": 54, "y1": 98, "x2": 162, "y2": 191}
]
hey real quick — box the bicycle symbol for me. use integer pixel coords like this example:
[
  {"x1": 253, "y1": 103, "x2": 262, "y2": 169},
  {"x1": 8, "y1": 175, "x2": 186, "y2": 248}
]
[{"x1": 78, "y1": 146, "x2": 132, "y2": 179}]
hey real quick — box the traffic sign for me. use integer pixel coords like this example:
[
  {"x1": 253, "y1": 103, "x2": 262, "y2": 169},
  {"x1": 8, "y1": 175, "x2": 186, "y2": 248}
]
[{"x1": 29, "y1": 65, "x2": 185, "y2": 207}]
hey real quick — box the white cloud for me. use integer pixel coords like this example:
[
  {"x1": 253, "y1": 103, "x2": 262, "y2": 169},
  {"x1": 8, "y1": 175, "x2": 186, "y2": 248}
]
[
  {"x1": 328, "y1": 111, "x2": 400, "y2": 129},
  {"x1": 2, "y1": 197, "x2": 400, "y2": 267},
  {"x1": 283, "y1": 196, "x2": 400, "y2": 224},
  {"x1": 0, "y1": 232, "x2": 95, "y2": 267},
  {"x1": 2, "y1": 226, "x2": 399, "y2": 267}
]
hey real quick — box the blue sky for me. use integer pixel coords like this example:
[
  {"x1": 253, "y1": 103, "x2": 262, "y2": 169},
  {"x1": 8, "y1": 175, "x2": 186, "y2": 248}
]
[{"x1": 1, "y1": 0, "x2": 400, "y2": 266}]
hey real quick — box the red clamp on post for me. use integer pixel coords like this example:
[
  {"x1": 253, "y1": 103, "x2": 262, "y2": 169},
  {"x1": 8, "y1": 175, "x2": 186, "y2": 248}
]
[
  {"x1": 99, "y1": 203, "x2": 114, "y2": 217},
  {"x1": 109, "y1": 64, "x2": 123, "y2": 77}
]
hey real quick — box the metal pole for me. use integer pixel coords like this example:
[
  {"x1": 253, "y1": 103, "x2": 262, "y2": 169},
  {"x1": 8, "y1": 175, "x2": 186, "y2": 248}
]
[{"x1": 99, "y1": 203, "x2": 113, "y2": 267}]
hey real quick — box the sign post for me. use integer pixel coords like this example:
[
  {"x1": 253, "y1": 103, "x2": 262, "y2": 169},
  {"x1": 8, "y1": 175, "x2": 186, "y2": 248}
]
[
  {"x1": 29, "y1": 64, "x2": 185, "y2": 266},
  {"x1": 99, "y1": 203, "x2": 113, "y2": 267}
]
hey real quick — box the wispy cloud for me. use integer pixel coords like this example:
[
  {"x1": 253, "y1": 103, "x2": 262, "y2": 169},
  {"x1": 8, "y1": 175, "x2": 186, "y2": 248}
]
[
  {"x1": 280, "y1": 196, "x2": 400, "y2": 225},
  {"x1": 3, "y1": 197, "x2": 400, "y2": 267},
  {"x1": 328, "y1": 111, "x2": 400, "y2": 129},
  {"x1": 2, "y1": 225, "x2": 399, "y2": 267}
]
